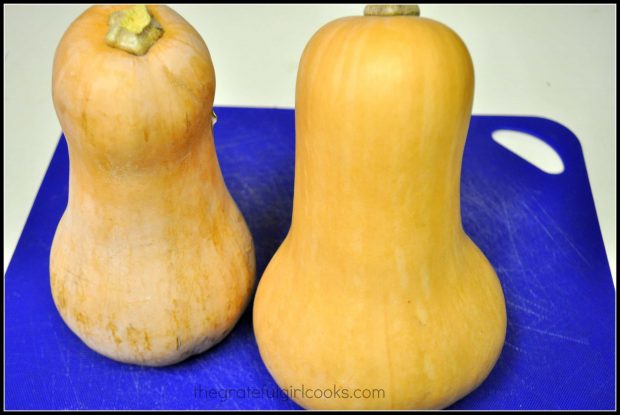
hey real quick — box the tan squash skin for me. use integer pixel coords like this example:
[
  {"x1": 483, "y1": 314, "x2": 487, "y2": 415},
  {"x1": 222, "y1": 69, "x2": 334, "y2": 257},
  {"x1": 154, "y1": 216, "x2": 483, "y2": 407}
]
[
  {"x1": 253, "y1": 14, "x2": 507, "y2": 409},
  {"x1": 50, "y1": 5, "x2": 255, "y2": 366}
]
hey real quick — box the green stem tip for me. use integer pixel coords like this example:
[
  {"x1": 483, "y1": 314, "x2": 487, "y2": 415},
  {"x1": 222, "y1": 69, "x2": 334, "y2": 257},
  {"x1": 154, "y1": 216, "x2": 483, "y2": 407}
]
[{"x1": 364, "y1": 4, "x2": 421, "y2": 17}]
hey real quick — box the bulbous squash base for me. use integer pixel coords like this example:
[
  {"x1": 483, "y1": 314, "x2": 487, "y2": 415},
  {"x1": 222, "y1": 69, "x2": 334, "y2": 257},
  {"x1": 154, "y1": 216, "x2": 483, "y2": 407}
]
[
  {"x1": 50, "y1": 203, "x2": 255, "y2": 367},
  {"x1": 253, "y1": 233, "x2": 506, "y2": 409}
]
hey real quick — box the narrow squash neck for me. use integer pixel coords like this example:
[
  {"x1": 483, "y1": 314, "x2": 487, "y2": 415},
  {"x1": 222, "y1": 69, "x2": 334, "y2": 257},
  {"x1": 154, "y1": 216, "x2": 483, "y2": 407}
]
[
  {"x1": 66, "y1": 133, "x2": 223, "y2": 214},
  {"x1": 105, "y1": 5, "x2": 164, "y2": 56},
  {"x1": 289, "y1": 140, "x2": 465, "y2": 252}
]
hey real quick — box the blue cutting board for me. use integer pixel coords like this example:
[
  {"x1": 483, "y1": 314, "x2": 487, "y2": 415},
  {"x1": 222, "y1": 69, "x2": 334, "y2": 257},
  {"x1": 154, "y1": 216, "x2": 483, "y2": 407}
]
[{"x1": 5, "y1": 107, "x2": 615, "y2": 410}]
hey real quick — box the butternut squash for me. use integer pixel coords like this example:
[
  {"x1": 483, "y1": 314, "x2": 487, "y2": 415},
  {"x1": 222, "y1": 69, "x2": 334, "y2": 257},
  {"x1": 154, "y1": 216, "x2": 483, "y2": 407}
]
[
  {"x1": 50, "y1": 5, "x2": 255, "y2": 366},
  {"x1": 253, "y1": 4, "x2": 506, "y2": 409}
]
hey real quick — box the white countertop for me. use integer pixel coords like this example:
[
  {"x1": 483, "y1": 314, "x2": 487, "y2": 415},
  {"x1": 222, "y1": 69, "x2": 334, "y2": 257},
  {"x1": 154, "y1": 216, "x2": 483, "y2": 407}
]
[{"x1": 4, "y1": 4, "x2": 616, "y2": 284}]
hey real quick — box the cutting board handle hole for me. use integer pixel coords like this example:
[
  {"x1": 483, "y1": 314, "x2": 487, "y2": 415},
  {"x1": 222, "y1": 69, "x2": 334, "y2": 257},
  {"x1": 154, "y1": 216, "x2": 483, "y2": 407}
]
[{"x1": 491, "y1": 129, "x2": 565, "y2": 174}]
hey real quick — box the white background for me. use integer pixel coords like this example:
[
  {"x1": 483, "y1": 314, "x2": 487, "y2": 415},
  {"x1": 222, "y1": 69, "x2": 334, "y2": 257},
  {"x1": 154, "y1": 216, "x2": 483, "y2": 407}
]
[{"x1": 4, "y1": 4, "x2": 616, "y2": 284}]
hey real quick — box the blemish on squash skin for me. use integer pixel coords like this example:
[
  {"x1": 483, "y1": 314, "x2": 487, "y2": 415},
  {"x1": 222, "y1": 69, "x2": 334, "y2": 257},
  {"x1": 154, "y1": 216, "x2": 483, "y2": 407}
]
[
  {"x1": 210, "y1": 217, "x2": 222, "y2": 247},
  {"x1": 81, "y1": 111, "x2": 89, "y2": 137},
  {"x1": 171, "y1": 308, "x2": 179, "y2": 328},
  {"x1": 107, "y1": 321, "x2": 123, "y2": 346},
  {"x1": 144, "y1": 332, "x2": 152, "y2": 352},
  {"x1": 162, "y1": 64, "x2": 197, "y2": 102},
  {"x1": 75, "y1": 311, "x2": 89, "y2": 325},
  {"x1": 170, "y1": 298, "x2": 191, "y2": 341},
  {"x1": 54, "y1": 279, "x2": 67, "y2": 310},
  {"x1": 126, "y1": 325, "x2": 141, "y2": 351},
  {"x1": 123, "y1": 326, "x2": 151, "y2": 358},
  {"x1": 143, "y1": 129, "x2": 149, "y2": 143}
]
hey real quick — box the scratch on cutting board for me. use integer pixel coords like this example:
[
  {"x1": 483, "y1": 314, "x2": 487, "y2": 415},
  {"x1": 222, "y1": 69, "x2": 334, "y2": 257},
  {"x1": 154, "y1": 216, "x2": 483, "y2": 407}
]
[
  {"x1": 510, "y1": 292, "x2": 552, "y2": 312},
  {"x1": 504, "y1": 340, "x2": 525, "y2": 353},
  {"x1": 52, "y1": 325, "x2": 84, "y2": 408},
  {"x1": 130, "y1": 369, "x2": 140, "y2": 394},
  {"x1": 506, "y1": 300, "x2": 547, "y2": 320},
  {"x1": 513, "y1": 323, "x2": 589, "y2": 345},
  {"x1": 526, "y1": 198, "x2": 591, "y2": 266},
  {"x1": 501, "y1": 201, "x2": 543, "y2": 292},
  {"x1": 501, "y1": 201, "x2": 525, "y2": 269}
]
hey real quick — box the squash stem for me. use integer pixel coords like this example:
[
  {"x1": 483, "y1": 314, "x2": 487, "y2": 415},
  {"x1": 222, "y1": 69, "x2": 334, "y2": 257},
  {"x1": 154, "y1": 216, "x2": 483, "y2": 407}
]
[
  {"x1": 105, "y1": 5, "x2": 164, "y2": 56},
  {"x1": 364, "y1": 4, "x2": 420, "y2": 16}
]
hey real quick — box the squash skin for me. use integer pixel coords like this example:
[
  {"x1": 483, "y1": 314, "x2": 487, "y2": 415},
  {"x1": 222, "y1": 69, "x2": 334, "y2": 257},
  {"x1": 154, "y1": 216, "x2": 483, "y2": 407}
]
[
  {"x1": 253, "y1": 16, "x2": 506, "y2": 409},
  {"x1": 50, "y1": 5, "x2": 255, "y2": 366}
]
